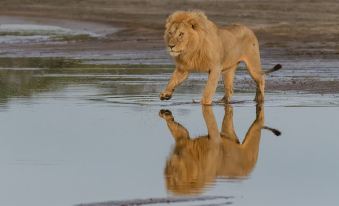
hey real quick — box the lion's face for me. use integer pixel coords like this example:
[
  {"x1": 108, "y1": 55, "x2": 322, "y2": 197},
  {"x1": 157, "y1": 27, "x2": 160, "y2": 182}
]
[
  {"x1": 165, "y1": 23, "x2": 195, "y2": 57},
  {"x1": 164, "y1": 10, "x2": 208, "y2": 58}
]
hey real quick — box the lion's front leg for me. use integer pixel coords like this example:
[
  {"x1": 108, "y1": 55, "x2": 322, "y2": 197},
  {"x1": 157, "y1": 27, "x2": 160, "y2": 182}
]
[
  {"x1": 160, "y1": 68, "x2": 188, "y2": 101},
  {"x1": 201, "y1": 68, "x2": 221, "y2": 105},
  {"x1": 159, "y1": 109, "x2": 190, "y2": 141}
]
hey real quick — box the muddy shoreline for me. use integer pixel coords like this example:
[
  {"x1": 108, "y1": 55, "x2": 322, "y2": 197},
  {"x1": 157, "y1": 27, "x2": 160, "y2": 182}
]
[{"x1": 0, "y1": 0, "x2": 339, "y2": 95}]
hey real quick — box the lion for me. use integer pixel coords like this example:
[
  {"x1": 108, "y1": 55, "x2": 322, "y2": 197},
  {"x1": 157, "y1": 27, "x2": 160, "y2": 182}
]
[
  {"x1": 160, "y1": 10, "x2": 282, "y2": 105},
  {"x1": 159, "y1": 104, "x2": 281, "y2": 195}
]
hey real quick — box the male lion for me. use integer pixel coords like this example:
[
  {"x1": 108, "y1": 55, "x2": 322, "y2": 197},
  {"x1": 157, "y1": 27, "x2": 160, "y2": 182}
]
[
  {"x1": 159, "y1": 105, "x2": 281, "y2": 195},
  {"x1": 160, "y1": 11, "x2": 282, "y2": 105}
]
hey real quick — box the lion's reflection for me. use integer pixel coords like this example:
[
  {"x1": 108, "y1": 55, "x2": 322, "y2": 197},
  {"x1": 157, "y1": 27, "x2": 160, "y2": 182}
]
[{"x1": 159, "y1": 104, "x2": 280, "y2": 195}]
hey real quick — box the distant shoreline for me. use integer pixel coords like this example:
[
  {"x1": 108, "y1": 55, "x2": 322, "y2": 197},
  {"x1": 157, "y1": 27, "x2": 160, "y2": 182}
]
[{"x1": 1, "y1": 0, "x2": 339, "y2": 59}]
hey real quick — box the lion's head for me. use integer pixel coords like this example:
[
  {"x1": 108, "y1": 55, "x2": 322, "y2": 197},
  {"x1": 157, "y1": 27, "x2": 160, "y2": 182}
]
[{"x1": 164, "y1": 11, "x2": 208, "y2": 57}]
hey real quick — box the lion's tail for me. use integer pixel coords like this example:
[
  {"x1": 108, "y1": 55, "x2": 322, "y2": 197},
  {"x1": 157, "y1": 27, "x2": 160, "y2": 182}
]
[
  {"x1": 262, "y1": 126, "x2": 281, "y2": 136},
  {"x1": 263, "y1": 64, "x2": 282, "y2": 75}
]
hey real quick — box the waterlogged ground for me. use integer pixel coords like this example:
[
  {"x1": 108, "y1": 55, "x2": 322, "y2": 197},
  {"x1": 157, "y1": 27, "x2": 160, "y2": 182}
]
[{"x1": 0, "y1": 60, "x2": 339, "y2": 206}]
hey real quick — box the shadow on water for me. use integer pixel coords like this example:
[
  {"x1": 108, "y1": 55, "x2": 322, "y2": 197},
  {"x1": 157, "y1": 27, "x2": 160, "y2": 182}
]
[{"x1": 160, "y1": 104, "x2": 281, "y2": 195}]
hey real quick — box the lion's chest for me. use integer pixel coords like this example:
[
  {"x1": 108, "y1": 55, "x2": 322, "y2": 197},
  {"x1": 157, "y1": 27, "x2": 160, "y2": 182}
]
[{"x1": 177, "y1": 53, "x2": 217, "y2": 72}]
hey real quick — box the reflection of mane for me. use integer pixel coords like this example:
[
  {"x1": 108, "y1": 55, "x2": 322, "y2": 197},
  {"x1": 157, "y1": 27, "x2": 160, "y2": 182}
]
[{"x1": 160, "y1": 104, "x2": 276, "y2": 195}]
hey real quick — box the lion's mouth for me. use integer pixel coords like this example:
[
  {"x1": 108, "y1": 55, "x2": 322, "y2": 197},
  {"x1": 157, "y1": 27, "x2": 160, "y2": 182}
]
[{"x1": 169, "y1": 50, "x2": 181, "y2": 57}]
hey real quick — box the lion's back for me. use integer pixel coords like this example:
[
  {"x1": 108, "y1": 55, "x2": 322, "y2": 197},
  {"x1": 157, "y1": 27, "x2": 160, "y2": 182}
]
[
  {"x1": 221, "y1": 24, "x2": 257, "y2": 41},
  {"x1": 218, "y1": 24, "x2": 259, "y2": 64}
]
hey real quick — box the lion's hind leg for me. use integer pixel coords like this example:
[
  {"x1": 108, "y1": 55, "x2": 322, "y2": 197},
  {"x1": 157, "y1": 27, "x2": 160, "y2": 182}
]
[{"x1": 243, "y1": 51, "x2": 265, "y2": 103}]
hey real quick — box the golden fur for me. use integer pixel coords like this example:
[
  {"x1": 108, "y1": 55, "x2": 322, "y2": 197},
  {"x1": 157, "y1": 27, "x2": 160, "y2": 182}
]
[
  {"x1": 159, "y1": 104, "x2": 266, "y2": 195},
  {"x1": 160, "y1": 10, "x2": 279, "y2": 104}
]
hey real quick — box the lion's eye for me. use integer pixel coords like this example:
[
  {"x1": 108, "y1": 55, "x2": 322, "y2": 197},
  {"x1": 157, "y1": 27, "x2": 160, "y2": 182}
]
[{"x1": 179, "y1": 32, "x2": 184, "y2": 37}]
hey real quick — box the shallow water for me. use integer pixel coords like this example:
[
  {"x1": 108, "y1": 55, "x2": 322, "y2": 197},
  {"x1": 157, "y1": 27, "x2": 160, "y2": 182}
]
[
  {"x1": 0, "y1": 66, "x2": 338, "y2": 206},
  {"x1": 0, "y1": 20, "x2": 109, "y2": 44}
]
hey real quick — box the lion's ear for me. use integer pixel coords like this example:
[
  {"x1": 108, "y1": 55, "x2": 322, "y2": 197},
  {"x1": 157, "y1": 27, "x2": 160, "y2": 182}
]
[
  {"x1": 188, "y1": 18, "x2": 206, "y2": 31},
  {"x1": 188, "y1": 19, "x2": 199, "y2": 30},
  {"x1": 188, "y1": 11, "x2": 208, "y2": 31}
]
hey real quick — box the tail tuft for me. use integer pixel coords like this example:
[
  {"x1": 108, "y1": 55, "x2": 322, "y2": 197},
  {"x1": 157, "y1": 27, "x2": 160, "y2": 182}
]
[
  {"x1": 270, "y1": 128, "x2": 282, "y2": 136},
  {"x1": 263, "y1": 126, "x2": 282, "y2": 136},
  {"x1": 265, "y1": 64, "x2": 282, "y2": 74}
]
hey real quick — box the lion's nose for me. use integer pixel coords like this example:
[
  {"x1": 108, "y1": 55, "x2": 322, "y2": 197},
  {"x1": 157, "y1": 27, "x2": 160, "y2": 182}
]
[{"x1": 169, "y1": 44, "x2": 175, "y2": 49}]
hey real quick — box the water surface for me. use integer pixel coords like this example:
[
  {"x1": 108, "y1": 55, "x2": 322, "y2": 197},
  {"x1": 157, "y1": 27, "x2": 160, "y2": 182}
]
[{"x1": 0, "y1": 66, "x2": 338, "y2": 206}]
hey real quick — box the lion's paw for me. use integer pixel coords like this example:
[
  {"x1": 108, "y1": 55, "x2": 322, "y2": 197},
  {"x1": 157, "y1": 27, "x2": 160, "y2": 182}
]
[{"x1": 160, "y1": 91, "x2": 172, "y2": 101}]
